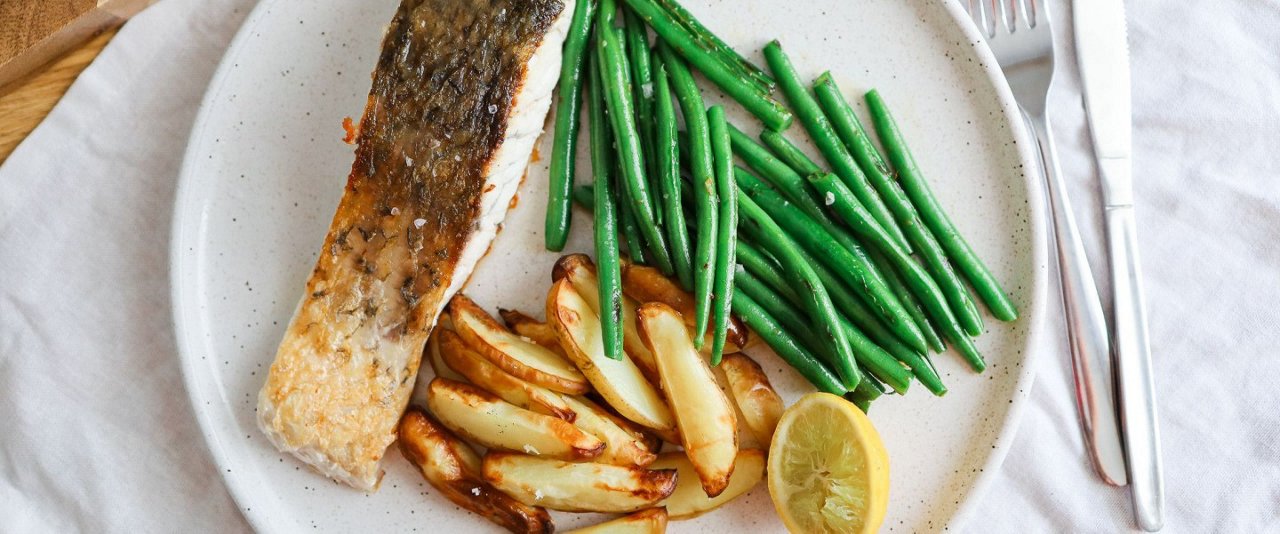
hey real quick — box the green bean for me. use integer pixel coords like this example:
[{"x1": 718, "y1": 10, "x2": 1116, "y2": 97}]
[
  {"x1": 756, "y1": 128, "x2": 942, "y2": 349},
  {"x1": 545, "y1": 0, "x2": 597, "y2": 252},
  {"x1": 621, "y1": 9, "x2": 661, "y2": 225},
  {"x1": 872, "y1": 247, "x2": 946, "y2": 353},
  {"x1": 736, "y1": 192, "x2": 861, "y2": 390},
  {"x1": 572, "y1": 184, "x2": 595, "y2": 210},
  {"x1": 809, "y1": 173, "x2": 984, "y2": 370},
  {"x1": 737, "y1": 238, "x2": 946, "y2": 395},
  {"x1": 815, "y1": 76, "x2": 985, "y2": 336},
  {"x1": 620, "y1": 0, "x2": 792, "y2": 130},
  {"x1": 651, "y1": 0, "x2": 775, "y2": 93},
  {"x1": 735, "y1": 168, "x2": 925, "y2": 355},
  {"x1": 733, "y1": 269, "x2": 831, "y2": 364},
  {"x1": 650, "y1": 49, "x2": 694, "y2": 290},
  {"x1": 617, "y1": 166, "x2": 648, "y2": 264},
  {"x1": 706, "y1": 105, "x2": 737, "y2": 362},
  {"x1": 761, "y1": 129, "x2": 822, "y2": 175},
  {"x1": 866, "y1": 89, "x2": 1019, "y2": 322},
  {"x1": 587, "y1": 43, "x2": 624, "y2": 361},
  {"x1": 847, "y1": 374, "x2": 884, "y2": 413},
  {"x1": 737, "y1": 268, "x2": 910, "y2": 394},
  {"x1": 761, "y1": 41, "x2": 910, "y2": 252},
  {"x1": 731, "y1": 291, "x2": 847, "y2": 395},
  {"x1": 597, "y1": 17, "x2": 675, "y2": 276},
  {"x1": 658, "y1": 42, "x2": 717, "y2": 343}
]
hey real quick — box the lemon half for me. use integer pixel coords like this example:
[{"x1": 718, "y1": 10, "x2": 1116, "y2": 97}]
[{"x1": 767, "y1": 392, "x2": 890, "y2": 533}]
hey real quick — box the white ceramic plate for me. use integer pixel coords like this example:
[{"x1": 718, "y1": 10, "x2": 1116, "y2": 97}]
[{"x1": 172, "y1": 0, "x2": 1046, "y2": 531}]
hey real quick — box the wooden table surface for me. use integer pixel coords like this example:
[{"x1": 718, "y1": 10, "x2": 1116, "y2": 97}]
[{"x1": 0, "y1": 28, "x2": 117, "y2": 164}]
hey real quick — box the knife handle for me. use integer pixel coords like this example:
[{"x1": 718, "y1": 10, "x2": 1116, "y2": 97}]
[
  {"x1": 1105, "y1": 204, "x2": 1164, "y2": 531},
  {"x1": 1026, "y1": 113, "x2": 1129, "y2": 486}
]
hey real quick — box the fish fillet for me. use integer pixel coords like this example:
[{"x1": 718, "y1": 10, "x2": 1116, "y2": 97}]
[{"x1": 257, "y1": 0, "x2": 574, "y2": 491}]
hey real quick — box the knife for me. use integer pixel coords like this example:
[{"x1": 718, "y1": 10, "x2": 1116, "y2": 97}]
[{"x1": 1074, "y1": 0, "x2": 1164, "y2": 531}]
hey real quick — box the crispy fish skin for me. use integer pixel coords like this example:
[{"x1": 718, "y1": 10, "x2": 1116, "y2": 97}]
[{"x1": 257, "y1": 0, "x2": 573, "y2": 491}]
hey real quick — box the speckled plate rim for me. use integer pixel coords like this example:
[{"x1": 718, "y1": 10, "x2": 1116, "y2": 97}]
[{"x1": 169, "y1": 0, "x2": 1050, "y2": 531}]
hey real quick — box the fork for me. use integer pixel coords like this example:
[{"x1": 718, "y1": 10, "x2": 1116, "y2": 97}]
[{"x1": 965, "y1": 0, "x2": 1128, "y2": 486}]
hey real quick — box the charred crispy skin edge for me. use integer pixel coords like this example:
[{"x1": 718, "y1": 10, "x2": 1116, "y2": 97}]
[
  {"x1": 482, "y1": 452, "x2": 678, "y2": 513},
  {"x1": 398, "y1": 408, "x2": 553, "y2": 534}
]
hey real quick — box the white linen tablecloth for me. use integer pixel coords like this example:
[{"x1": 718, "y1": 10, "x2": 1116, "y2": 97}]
[{"x1": 2, "y1": 0, "x2": 1276, "y2": 531}]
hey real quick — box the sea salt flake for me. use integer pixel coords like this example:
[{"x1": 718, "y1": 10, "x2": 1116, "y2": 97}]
[
  {"x1": 471, "y1": 487, "x2": 481, "y2": 496},
  {"x1": 413, "y1": 218, "x2": 426, "y2": 229},
  {"x1": 390, "y1": 207, "x2": 400, "y2": 215},
  {"x1": 488, "y1": 104, "x2": 498, "y2": 114},
  {"x1": 824, "y1": 192, "x2": 835, "y2": 206},
  {"x1": 523, "y1": 444, "x2": 540, "y2": 455}
]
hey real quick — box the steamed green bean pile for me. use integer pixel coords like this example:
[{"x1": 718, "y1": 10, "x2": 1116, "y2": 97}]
[{"x1": 545, "y1": 0, "x2": 1018, "y2": 410}]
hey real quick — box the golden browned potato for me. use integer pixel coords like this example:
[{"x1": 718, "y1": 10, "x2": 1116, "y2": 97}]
[
  {"x1": 565, "y1": 508, "x2": 669, "y2": 533},
  {"x1": 426, "y1": 313, "x2": 469, "y2": 383},
  {"x1": 561, "y1": 395, "x2": 656, "y2": 467},
  {"x1": 636, "y1": 303, "x2": 738, "y2": 497},
  {"x1": 547, "y1": 278, "x2": 675, "y2": 432},
  {"x1": 482, "y1": 452, "x2": 677, "y2": 513},
  {"x1": 719, "y1": 353, "x2": 784, "y2": 446},
  {"x1": 711, "y1": 365, "x2": 763, "y2": 451},
  {"x1": 619, "y1": 261, "x2": 748, "y2": 352},
  {"x1": 650, "y1": 450, "x2": 765, "y2": 519},
  {"x1": 426, "y1": 378, "x2": 604, "y2": 460},
  {"x1": 498, "y1": 308, "x2": 564, "y2": 353},
  {"x1": 437, "y1": 329, "x2": 576, "y2": 422},
  {"x1": 451, "y1": 294, "x2": 590, "y2": 395},
  {"x1": 397, "y1": 408, "x2": 553, "y2": 533},
  {"x1": 553, "y1": 254, "x2": 660, "y2": 381}
]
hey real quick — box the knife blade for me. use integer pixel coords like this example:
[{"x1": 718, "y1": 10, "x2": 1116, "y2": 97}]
[{"x1": 1074, "y1": 1, "x2": 1165, "y2": 531}]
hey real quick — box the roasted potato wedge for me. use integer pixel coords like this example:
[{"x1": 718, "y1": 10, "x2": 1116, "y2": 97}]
[
  {"x1": 620, "y1": 261, "x2": 749, "y2": 352},
  {"x1": 451, "y1": 294, "x2": 590, "y2": 395},
  {"x1": 438, "y1": 329, "x2": 576, "y2": 422},
  {"x1": 719, "y1": 353, "x2": 784, "y2": 446},
  {"x1": 483, "y1": 452, "x2": 677, "y2": 513},
  {"x1": 711, "y1": 365, "x2": 763, "y2": 450},
  {"x1": 565, "y1": 508, "x2": 669, "y2": 533},
  {"x1": 637, "y1": 303, "x2": 738, "y2": 497},
  {"x1": 426, "y1": 378, "x2": 604, "y2": 460},
  {"x1": 547, "y1": 278, "x2": 675, "y2": 431},
  {"x1": 398, "y1": 408, "x2": 553, "y2": 533},
  {"x1": 562, "y1": 395, "x2": 656, "y2": 467},
  {"x1": 651, "y1": 450, "x2": 765, "y2": 519},
  {"x1": 553, "y1": 254, "x2": 660, "y2": 381},
  {"x1": 427, "y1": 315, "x2": 469, "y2": 383},
  {"x1": 499, "y1": 308, "x2": 564, "y2": 352}
]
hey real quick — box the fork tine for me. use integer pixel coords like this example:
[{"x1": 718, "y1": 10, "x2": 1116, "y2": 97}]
[
  {"x1": 1021, "y1": 0, "x2": 1038, "y2": 29},
  {"x1": 969, "y1": 0, "x2": 996, "y2": 38},
  {"x1": 999, "y1": 0, "x2": 1017, "y2": 34}
]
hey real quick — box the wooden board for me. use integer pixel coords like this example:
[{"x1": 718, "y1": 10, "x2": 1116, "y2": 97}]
[
  {"x1": 0, "y1": 0, "x2": 151, "y2": 89},
  {"x1": 0, "y1": 28, "x2": 117, "y2": 164}
]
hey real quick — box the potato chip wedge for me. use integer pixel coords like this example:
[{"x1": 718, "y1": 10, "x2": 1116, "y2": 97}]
[
  {"x1": 437, "y1": 329, "x2": 576, "y2": 422},
  {"x1": 636, "y1": 303, "x2": 738, "y2": 497},
  {"x1": 451, "y1": 294, "x2": 589, "y2": 395},
  {"x1": 498, "y1": 308, "x2": 563, "y2": 352},
  {"x1": 547, "y1": 278, "x2": 675, "y2": 431},
  {"x1": 620, "y1": 262, "x2": 748, "y2": 353},
  {"x1": 565, "y1": 508, "x2": 668, "y2": 533},
  {"x1": 553, "y1": 254, "x2": 659, "y2": 381},
  {"x1": 426, "y1": 378, "x2": 603, "y2": 460},
  {"x1": 562, "y1": 395, "x2": 656, "y2": 467},
  {"x1": 651, "y1": 450, "x2": 765, "y2": 519},
  {"x1": 482, "y1": 452, "x2": 677, "y2": 513},
  {"x1": 427, "y1": 314, "x2": 468, "y2": 383},
  {"x1": 398, "y1": 408, "x2": 553, "y2": 533},
  {"x1": 719, "y1": 353, "x2": 784, "y2": 446}
]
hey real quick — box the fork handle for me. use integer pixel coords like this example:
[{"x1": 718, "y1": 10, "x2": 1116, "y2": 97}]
[
  {"x1": 1105, "y1": 202, "x2": 1164, "y2": 531},
  {"x1": 1026, "y1": 112, "x2": 1128, "y2": 486}
]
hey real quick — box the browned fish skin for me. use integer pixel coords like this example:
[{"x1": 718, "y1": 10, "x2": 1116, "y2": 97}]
[{"x1": 258, "y1": 0, "x2": 567, "y2": 490}]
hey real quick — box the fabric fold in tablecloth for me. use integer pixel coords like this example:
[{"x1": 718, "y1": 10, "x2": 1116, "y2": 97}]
[{"x1": 1, "y1": 0, "x2": 1277, "y2": 531}]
